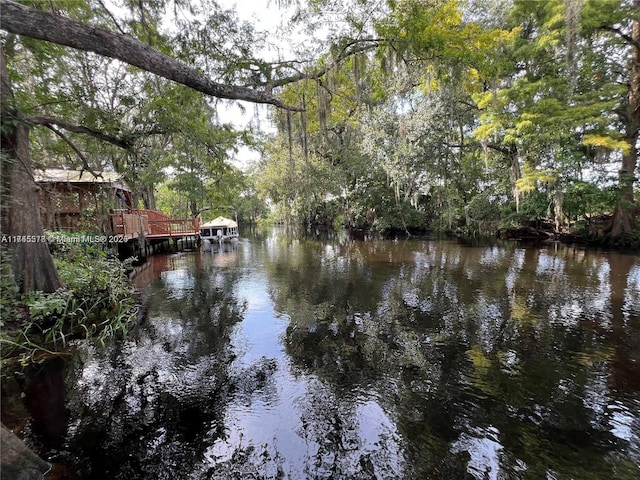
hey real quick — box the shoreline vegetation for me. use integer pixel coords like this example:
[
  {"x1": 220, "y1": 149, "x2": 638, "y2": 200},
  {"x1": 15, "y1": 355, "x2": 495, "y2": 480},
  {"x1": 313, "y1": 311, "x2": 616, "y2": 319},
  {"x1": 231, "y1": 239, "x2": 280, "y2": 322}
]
[{"x1": 0, "y1": 231, "x2": 139, "y2": 370}]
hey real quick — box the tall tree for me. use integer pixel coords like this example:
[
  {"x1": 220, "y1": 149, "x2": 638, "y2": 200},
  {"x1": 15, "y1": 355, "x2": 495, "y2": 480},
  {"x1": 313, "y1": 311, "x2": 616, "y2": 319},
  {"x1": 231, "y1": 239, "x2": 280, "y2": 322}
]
[
  {"x1": 596, "y1": 0, "x2": 640, "y2": 238},
  {"x1": 1, "y1": 47, "x2": 62, "y2": 292},
  {"x1": 0, "y1": 1, "x2": 299, "y2": 108},
  {"x1": 472, "y1": 0, "x2": 638, "y2": 240}
]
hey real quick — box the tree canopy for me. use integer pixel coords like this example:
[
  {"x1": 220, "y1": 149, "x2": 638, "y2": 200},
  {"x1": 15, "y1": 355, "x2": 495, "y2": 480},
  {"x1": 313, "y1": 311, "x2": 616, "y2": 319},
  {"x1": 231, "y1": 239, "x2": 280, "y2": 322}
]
[
  {"x1": 1, "y1": 0, "x2": 638, "y2": 292},
  {"x1": 261, "y1": 0, "x2": 638, "y2": 241}
]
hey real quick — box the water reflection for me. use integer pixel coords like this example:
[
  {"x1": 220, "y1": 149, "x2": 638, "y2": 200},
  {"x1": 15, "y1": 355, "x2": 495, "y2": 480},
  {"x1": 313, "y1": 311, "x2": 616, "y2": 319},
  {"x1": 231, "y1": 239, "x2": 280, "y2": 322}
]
[{"x1": 18, "y1": 234, "x2": 640, "y2": 479}]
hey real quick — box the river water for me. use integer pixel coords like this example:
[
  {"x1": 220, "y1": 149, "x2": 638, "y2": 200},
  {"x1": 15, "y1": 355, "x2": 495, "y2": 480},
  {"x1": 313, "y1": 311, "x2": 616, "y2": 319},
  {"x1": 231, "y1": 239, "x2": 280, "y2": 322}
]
[{"x1": 15, "y1": 230, "x2": 640, "y2": 479}]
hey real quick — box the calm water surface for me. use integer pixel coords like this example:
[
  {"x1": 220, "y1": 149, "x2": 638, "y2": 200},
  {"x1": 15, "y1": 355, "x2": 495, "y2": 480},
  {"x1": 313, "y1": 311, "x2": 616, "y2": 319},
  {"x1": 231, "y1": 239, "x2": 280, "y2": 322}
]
[{"x1": 21, "y1": 231, "x2": 640, "y2": 479}]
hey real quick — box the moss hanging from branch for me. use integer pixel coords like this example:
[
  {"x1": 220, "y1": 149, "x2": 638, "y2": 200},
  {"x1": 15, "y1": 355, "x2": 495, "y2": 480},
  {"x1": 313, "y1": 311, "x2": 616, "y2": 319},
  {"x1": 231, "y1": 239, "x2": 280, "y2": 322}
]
[
  {"x1": 300, "y1": 91, "x2": 308, "y2": 161},
  {"x1": 317, "y1": 78, "x2": 328, "y2": 134},
  {"x1": 286, "y1": 109, "x2": 293, "y2": 165},
  {"x1": 564, "y1": 0, "x2": 582, "y2": 94}
]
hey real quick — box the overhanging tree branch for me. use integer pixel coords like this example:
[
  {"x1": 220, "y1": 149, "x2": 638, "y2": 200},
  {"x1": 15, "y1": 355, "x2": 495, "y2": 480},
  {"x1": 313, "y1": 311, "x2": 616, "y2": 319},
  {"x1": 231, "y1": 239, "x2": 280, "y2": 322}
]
[
  {"x1": 262, "y1": 39, "x2": 383, "y2": 89},
  {"x1": 0, "y1": 0, "x2": 303, "y2": 111},
  {"x1": 28, "y1": 116, "x2": 135, "y2": 149},
  {"x1": 42, "y1": 123, "x2": 102, "y2": 179},
  {"x1": 599, "y1": 25, "x2": 640, "y2": 50}
]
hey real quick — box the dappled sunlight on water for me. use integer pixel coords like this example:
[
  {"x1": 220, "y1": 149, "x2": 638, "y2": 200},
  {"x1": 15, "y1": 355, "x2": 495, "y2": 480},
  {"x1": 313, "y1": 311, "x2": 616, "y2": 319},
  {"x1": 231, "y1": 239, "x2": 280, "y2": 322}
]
[{"x1": 15, "y1": 232, "x2": 640, "y2": 479}]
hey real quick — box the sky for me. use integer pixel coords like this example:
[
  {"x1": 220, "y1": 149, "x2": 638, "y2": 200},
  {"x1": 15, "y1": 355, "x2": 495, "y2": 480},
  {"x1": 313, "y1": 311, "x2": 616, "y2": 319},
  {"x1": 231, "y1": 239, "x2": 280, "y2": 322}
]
[
  {"x1": 216, "y1": 0, "x2": 296, "y2": 167},
  {"x1": 217, "y1": 0, "x2": 284, "y2": 128}
]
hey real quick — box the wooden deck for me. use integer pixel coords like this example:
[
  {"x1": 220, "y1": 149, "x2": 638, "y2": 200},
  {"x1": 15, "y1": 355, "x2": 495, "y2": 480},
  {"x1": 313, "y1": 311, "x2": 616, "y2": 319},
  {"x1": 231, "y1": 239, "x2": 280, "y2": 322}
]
[{"x1": 110, "y1": 209, "x2": 200, "y2": 241}]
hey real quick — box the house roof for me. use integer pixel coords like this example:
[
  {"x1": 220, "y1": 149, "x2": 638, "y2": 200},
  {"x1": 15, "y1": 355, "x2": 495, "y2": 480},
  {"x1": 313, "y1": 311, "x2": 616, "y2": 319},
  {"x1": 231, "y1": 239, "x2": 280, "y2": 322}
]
[
  {"x1": 34, "y1": 169, "x2": 130, "y2": 191},
  {"x1": 201, "y1": 216, "x2": 238, "y2": 228}
]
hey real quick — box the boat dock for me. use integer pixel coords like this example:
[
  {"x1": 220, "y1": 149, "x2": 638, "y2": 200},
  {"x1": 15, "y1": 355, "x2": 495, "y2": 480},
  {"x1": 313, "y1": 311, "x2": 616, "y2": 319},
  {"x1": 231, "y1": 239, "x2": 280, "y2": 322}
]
[{"x1": 110, "y1": 209, "x2": 200, "y2": 256}]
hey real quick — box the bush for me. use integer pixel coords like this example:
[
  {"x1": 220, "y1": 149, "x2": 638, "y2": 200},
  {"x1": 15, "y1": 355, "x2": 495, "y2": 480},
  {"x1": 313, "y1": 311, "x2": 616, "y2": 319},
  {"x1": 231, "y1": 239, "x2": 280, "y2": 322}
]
[
  {"x1": 563, "y1": 181, "x2": 616, "y2": 222},
  {"x1": 1, "y1": 232, "x2": 138, "y2": 366}
]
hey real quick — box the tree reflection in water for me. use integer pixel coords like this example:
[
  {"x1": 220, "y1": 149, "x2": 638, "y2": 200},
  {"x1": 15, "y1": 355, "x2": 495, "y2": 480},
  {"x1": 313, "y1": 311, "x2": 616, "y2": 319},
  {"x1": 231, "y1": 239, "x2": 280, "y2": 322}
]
[
  {"x1": 20, "y1": 235, "x2": 640, "y2": 479},
  {"x1": 271, "y1": 237, "x2": 640, "y2": 479}
]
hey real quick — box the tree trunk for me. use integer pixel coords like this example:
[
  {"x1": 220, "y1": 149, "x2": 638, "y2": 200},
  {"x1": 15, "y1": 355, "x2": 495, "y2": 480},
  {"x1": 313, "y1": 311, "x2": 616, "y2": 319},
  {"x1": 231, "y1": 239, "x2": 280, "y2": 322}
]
[
  {"x1": 610, "y1": 0, "x2": 640, "y2": 239},
  {"x1": 140, "y1": 185, "x2": 157, "y2": 211},
  {"x1": 189, "y1": 200, "x2": 198, "y2": 219},
  {"x1": 554, "y1": 184, "x2": 563, "y2": 233},
  {"x1": 1, "y1": 48, "x2": 62, "y2": 293}
]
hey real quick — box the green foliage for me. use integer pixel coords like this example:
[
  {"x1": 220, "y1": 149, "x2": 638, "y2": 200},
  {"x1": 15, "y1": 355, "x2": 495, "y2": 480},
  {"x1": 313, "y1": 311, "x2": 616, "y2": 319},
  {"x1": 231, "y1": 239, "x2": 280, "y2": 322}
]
[
  {"x1": 0, "y1": 255, "x2": 21, "y2": 329},
  {"x1": 234, "y1": 173, "x2": 269, "y2": 224},
  {"x1": 514, "y1": 190, "x2": 552, "y2": 224},
  {"x1": 256, "y1": 136, "x2": 343, "y2": 225},
  {"x1": 516, "y1": 163, "x2": 557, "y2": 194},
  {"x1": 1, "y1": 232, "x2": 137, "y2": 366},
  {"x1": 563, "y1": 181, "x2": 617, "y2": 222},
  {"x1": 464, "y1": 190, "x2": 507, "y2": 236},
  {"x1": 376, "y1": 0, "x2": 517, "y2": 75},
  {"x1": 5, "y1": 0, "x2": 268, "y2": 223},
  {"x1": 373, "y1": 201, "x2": 427, "y2": 234},
  {"x1": 155, "y1": 183, "x2": 188, "y2": 219}
]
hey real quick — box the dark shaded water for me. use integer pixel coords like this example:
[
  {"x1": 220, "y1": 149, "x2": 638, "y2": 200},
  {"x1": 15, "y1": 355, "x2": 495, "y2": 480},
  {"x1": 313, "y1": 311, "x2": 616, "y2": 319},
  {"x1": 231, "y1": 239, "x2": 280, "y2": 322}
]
[{"x1": 9, "y1": 231, "x2": 640, "y2": 479}]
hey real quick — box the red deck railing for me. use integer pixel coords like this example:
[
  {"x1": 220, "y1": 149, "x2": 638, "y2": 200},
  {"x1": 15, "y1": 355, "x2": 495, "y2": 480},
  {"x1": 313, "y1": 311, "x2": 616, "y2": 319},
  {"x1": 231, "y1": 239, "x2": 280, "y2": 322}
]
[{"x1": 110, "y1": 209, "x2": 200, "y2": 241}]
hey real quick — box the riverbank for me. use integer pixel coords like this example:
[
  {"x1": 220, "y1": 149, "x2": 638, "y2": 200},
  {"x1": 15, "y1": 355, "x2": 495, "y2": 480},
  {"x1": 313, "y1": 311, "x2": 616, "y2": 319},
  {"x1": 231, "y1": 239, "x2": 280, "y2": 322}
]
[
  {"x1": 375, "y1": 222, "x2": 640, "y2": 251},
  {"x1": 0, "y1": 232, "x2": 144, "y2": 479},
  {"x1": 0, "y1": 231, "x2": 138, "y2": 370}
]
